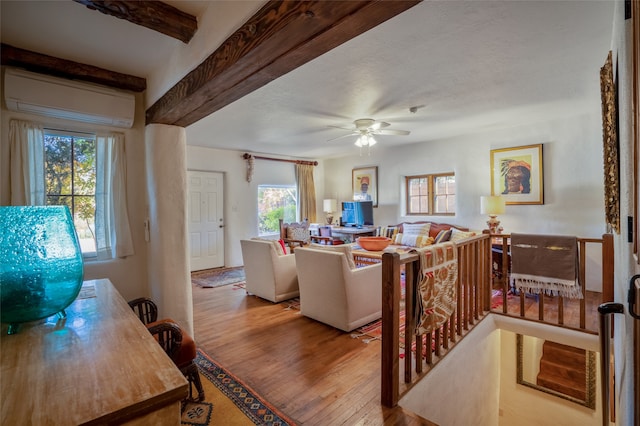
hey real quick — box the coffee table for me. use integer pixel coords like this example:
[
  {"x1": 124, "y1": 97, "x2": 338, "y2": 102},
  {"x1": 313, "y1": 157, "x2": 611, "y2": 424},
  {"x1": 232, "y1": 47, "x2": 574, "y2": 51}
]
[{"x1": 350, "y1": 244, "x2": 412, "y2": 267}]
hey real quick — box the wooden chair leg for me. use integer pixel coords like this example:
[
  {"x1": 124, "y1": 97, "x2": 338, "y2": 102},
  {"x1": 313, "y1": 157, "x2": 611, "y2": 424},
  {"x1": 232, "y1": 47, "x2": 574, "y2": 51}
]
[{"x1": 182, "y1": 362, "x2": 204, "y2": 402}]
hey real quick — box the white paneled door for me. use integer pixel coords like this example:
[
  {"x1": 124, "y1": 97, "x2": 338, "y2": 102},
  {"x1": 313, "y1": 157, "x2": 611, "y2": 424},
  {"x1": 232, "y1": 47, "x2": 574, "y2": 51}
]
[{"x1": 188, "y1": 171, "x2": 224, "y2": 271}]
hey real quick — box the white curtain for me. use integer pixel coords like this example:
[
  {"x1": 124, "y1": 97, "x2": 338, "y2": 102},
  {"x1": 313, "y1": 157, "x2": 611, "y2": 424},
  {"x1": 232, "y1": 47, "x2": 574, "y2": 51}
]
[
  {"x1": 95, "y1": 133, "x2": 134, "y2": 259},
  {"x1": 9, "y1": 119, "x2": 45, "y2": 205}
]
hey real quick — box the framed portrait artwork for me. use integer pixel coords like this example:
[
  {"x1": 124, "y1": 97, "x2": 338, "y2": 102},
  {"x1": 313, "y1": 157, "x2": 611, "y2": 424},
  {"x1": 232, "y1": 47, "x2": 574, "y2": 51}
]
[
  {"x1": 352, "y1": 166, "x2": 378, "y2": 207},
  {"x1": 490, "y1": 144, "x2": 543, "y2": 205}
]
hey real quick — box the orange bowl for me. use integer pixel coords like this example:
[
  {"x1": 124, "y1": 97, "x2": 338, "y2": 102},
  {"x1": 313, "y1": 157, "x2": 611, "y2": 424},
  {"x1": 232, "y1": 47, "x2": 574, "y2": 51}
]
[{"x1": 357, "y1": 236, "x2": 392, "y2": 251}]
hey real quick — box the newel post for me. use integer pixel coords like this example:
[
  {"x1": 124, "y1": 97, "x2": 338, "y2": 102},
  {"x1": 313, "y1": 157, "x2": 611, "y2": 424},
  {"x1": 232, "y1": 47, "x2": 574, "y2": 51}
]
[{"x1": 381, "y1": 252, "x2": 400, "y2": 407}]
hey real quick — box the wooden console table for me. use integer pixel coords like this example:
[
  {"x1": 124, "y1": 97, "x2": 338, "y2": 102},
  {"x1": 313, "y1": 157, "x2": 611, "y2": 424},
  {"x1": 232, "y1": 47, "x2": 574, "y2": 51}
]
[{"x1": 1, "y1": 278, "x2": 188, "y2": 425}]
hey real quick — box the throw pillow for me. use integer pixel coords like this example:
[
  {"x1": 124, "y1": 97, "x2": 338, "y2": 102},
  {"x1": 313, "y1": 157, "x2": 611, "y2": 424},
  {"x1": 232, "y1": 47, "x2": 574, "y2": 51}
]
[
  {"x1": 278, "y1": 239, "x2": 287, "y2": 254},
  {"x1": 449, "y1": 228, "x2": 476, "y2": 242},
  {"x1": 402, "y1": 223, "x2": 431, "y2": 235},
  {"x1": 288, "y1": 226, "x2": 310, "y2": 243},
  {"x1": 377, "y1": 226, "x2": 399, "y2": 240},
  {"x1": 311, "y1": 244, "x2": 356, "y2": 270},
  {"x1": 393, "y1": 233, "x2": 433, "y2": 247},
  {"x1": 434, "y1": 229, "x2": 452, "y2": 244}
]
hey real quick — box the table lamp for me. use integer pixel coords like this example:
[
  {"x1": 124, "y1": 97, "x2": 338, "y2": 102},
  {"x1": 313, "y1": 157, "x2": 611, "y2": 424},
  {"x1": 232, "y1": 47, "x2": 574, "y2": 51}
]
[
  {"x1": 323, "y1": 199, "x2": 337, "y2": 225},
  {"x1": 480, "y1": 195, "x2": 505, "y2": 234}
]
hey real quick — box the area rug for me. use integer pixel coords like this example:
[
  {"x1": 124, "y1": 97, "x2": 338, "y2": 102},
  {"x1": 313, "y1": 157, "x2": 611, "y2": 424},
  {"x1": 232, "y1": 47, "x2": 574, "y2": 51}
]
[
  {"x1": 281, "y1": 298, "x2": 300, "y2": 311},
  {"x1": 192, "y1": 267, "x2": 245, "y2": 288},
  {"x1": 182, "y1": 349, "x2": 296, "y2": 426}
]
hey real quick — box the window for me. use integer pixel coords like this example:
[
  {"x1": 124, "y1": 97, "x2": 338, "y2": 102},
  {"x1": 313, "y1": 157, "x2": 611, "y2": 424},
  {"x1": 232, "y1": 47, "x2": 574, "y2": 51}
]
[
  {"x1": 44, "y1": 130, "x2": 97, "y2": 257},
  {"x1": 258, "y1": 185, "x2": 297, "y2": 236},
  {"x1": 406, "y1": 173, "x2": 456, "y2": 215}
]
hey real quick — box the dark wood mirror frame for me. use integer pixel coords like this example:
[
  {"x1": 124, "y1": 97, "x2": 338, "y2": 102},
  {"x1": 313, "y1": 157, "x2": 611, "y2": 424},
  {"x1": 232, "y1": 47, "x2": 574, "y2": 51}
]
[{"x1": 516, "y1": 334, "x2": 596, "y2": 409}]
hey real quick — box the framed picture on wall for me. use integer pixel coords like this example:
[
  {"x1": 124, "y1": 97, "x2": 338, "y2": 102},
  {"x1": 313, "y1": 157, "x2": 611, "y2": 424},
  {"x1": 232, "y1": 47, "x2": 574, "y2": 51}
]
[
  {"x1": 352, "y1": 166, "x2": 378, "y2": 207},
  {"x1": 490, "y1": 144, "x2": 543, "y2": 205}
]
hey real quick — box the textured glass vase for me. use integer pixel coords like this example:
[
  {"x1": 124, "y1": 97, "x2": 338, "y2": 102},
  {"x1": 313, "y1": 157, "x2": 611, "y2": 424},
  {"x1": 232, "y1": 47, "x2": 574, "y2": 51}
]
[{"x1": 0, "y1": 206, "x2": 84, "y2": 334}]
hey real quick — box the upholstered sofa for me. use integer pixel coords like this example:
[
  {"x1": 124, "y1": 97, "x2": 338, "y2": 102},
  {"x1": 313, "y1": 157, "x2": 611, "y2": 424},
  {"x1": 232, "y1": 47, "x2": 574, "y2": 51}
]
[
  {"x1": 240, "y1": 239, "x2": 299, "y2": 303},
  {"x1": 377, "y1": 221, "x2": 476, "y2": 248},
  {"x1": 294, "y1": 245, "x2": 382, "y2": 332}
]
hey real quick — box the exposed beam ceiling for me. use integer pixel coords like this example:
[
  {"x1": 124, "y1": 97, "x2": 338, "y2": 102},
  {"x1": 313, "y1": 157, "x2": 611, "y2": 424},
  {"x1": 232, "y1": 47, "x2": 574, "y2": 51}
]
[
  {"x1": 73, "y1": 0, "x2": 198, "y2": 43},
  {"x1": 145, "y1": 0, "x2": 421, "y2": 127},
  {"x1": 1, "y1": 43, "x2": 146, "y2": 92}
]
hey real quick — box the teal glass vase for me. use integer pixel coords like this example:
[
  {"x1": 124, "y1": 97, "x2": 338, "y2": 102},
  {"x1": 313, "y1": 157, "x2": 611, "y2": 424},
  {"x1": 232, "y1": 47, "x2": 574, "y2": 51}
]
[{"x1": 0, "y1": 206, "x2": 84, "y2": 334}]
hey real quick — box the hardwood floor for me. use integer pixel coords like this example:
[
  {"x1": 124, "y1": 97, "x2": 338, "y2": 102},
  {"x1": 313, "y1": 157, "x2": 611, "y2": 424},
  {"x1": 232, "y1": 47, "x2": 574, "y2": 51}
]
[
  {"x1": 494, "y1": 289, "x2": 601, "y2": 333},
  {"x1": 191, "y1": 282, "x2": 600, "y2": 425},
  {"x1": 191, "y1": 282, "x2": 434, "y2": 425}
]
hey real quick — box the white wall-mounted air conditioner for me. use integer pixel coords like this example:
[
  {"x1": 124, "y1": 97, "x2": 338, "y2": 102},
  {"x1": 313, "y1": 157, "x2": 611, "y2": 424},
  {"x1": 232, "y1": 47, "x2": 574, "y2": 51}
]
[{"x1": 4, "y1": 68, "x2": 136, "y2": 128}]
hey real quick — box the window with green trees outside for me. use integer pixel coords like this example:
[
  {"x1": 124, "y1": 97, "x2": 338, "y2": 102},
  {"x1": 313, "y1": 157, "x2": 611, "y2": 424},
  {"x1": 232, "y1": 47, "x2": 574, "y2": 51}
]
[{"x1": 258, "y1": 185, "x2": 297, "y2": 236}]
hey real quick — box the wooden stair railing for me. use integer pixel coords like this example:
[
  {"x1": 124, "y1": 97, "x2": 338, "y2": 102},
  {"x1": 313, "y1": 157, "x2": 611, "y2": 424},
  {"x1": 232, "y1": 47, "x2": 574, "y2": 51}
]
[
  {"x1": 490, "y1": 233, "x2": 614, "y2": 333},
  {"x1": 381, "y1": 234, "x2": 492, "y2": 407},
  {"x1": 380, "y1": 232, "x2": 614, "y2": 408}
]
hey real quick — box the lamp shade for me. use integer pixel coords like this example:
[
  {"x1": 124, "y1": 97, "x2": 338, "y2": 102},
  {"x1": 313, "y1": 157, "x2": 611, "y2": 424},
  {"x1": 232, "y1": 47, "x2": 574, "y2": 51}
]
[
  {"x1": 480, "y1": 196, "x2": 505, "y2": 215},
  {"x1": 323, "y1": 199, "x2": 337, "y2": 213}
]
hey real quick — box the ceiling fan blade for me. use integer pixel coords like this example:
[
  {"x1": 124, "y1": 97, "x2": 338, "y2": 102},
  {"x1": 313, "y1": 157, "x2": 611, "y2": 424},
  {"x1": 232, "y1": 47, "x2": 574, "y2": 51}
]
[
  {"x1": 371, "y1": 121, "x2": 390, "y2": 130},
  {"x1": 327, "y1": 133, "x2": 358, "y2": 142},
  {"x1": 376, "y1": 129, "x2": 410, "y2": 136},
  {"x1": 328, "y1": 125, "x2": 357, "y2": 131}
]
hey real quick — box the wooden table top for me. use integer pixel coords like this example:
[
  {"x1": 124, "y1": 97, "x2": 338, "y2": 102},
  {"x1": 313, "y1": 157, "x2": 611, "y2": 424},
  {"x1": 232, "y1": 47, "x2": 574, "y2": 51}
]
[{"x1": 1, "y1": 278, "x2": 188, "y2": 425}]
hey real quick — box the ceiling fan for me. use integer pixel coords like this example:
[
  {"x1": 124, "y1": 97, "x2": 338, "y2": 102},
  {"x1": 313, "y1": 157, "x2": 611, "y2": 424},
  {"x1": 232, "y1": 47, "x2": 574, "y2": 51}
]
[{"x1": 327, "y1": 118, "x2": 410, "y2": 147}]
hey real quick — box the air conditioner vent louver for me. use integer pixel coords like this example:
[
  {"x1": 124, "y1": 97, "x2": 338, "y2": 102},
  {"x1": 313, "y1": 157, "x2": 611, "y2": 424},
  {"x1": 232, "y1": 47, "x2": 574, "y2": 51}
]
[{"x1": 4, "y1": 68, "x2": 135, "y2": 128}]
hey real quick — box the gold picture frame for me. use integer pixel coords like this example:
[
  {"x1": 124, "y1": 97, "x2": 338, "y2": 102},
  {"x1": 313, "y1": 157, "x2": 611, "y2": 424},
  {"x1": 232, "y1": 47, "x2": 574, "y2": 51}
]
[
  {"x1": 490, "y1": 144, "x2": 544, "y2": 205},
  {"x1": 600, "y1": 50, "x2": 620, "y2": 234},
  {"x1": 352, "y1": 166, "x2": 378, "y2": 207}
]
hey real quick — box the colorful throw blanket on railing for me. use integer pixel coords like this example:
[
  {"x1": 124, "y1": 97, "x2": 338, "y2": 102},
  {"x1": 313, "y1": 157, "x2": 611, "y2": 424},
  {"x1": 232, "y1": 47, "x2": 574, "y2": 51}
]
[
  {"x1": 510, "y1": 233, "x2": 583, "y2": 299},
  {"x1": 412, "y1": 242, "x2": 458, "y2": 335}
]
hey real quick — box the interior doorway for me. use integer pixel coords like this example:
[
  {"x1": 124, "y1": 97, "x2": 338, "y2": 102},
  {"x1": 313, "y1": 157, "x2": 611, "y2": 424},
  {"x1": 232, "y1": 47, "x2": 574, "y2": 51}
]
[{"x1": 187, "y1": 170, "x2": 224, "y2": 271}]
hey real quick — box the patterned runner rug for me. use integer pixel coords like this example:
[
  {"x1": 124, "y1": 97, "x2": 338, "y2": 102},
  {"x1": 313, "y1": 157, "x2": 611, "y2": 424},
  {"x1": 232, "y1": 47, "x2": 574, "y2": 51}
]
[
  {"x1": 192, "y1": 267, "x2": 245, "y2": 288},
  {"x1": 181, "y1": 349, "x2": 296, "y2": 426}
]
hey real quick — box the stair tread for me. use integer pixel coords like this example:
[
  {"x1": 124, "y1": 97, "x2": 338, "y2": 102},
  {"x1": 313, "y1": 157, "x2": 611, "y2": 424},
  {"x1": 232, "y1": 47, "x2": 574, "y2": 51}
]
[{"x1": 537, "y1": 377, "x2": 586, "y2": 400}]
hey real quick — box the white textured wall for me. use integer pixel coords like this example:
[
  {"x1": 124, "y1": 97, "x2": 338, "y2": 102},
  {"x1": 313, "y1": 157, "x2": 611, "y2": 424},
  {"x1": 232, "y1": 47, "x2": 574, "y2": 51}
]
[
  {"x1": 324, "y1": 113, "x2": 606, "y2": 290},
  {"x1": 186, "y1": 145, "x2": 327, "y2": 267},
  {"x1": 400, "y1": 316, "x2": 603, "y2": 425},
  {"x1": 324, "y1": 112, "x2": 605, "y2": 238},
  {"x1": 608, "y1": 3, "x2": 637, "y2": 425},
  {"x1": 0, "y1": 78, "x2": 150, "y2": 303},
  {"x1": 145, "y1": 124, "x2": 193, "y2": 336},
  {"x1": 399, "y1": 316, "x2": 501, "y2": 425},
  {"x1": 499, "y1": 329, "x2": 600, "y2": 426}
]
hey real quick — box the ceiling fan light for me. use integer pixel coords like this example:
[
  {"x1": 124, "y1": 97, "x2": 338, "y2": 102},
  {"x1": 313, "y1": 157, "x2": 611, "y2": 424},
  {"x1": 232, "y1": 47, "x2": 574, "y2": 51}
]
[
  {"x1": 367, "y1": 135, "x2": 377, "y2": 146},
  {"x1": 355, "y1": 136, "x2": 364, "y2": 147}
]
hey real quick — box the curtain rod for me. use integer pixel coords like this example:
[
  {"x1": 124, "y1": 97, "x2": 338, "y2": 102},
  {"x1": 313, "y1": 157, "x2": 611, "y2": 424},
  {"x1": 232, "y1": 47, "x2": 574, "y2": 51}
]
[{"x1": 242, "y1": 153, "x2": 318, "y2": 166}]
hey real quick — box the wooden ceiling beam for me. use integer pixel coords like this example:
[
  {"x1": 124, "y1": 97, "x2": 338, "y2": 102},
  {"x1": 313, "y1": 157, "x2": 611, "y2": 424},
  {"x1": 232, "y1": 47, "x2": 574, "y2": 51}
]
[
  {"x1": 73, "y1": 0, "x2": 197, "y2": 43},
  {"x1": 146, "y1": 0, "x2": 421, "y2": 127},
  {"x1": 1, "y1": 43, "x2": 146, "y2": 92}
]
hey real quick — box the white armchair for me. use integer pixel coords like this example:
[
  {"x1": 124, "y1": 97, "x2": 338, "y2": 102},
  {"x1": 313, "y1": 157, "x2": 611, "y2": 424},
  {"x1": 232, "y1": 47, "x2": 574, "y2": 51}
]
[
  {"x1": 240, "y1": 239, "x2": 299, "y2": 303},
  {"x1": 294, "y1": 245, "x2": 382, "y2": 332}
]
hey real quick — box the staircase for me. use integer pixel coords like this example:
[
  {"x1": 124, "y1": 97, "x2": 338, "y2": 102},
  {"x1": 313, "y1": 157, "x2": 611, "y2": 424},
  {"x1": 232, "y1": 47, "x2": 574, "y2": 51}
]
[{"x1": 536, "y1": 341, "x2": 587, "y2": 401}]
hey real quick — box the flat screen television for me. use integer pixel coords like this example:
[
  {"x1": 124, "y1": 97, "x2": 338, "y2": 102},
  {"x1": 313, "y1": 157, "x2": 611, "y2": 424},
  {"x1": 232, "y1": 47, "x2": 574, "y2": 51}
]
[{"x1": 340, "y1": 201, "x2": 374, "y2": 227}]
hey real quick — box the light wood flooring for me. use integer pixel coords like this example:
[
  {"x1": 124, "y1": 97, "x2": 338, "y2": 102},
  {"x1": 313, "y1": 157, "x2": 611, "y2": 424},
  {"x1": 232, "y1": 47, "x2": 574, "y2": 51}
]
[
  {"x1": 191, "y1": 282, "x2": 600, "y2": 425},
  {"x1": 191, "y1": 282, "x2": 434, "y2": 425}
]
